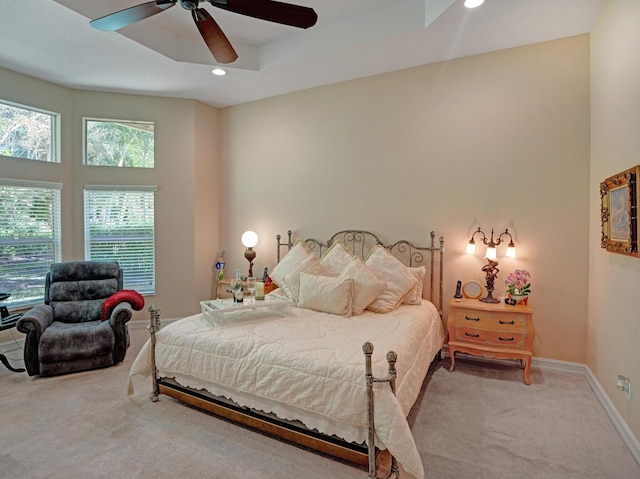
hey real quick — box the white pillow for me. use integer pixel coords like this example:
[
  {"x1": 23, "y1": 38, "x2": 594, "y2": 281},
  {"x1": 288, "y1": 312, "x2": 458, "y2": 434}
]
[
  {"x1": 270, "y1": 239, "x2": 311, "y2": 289},
  {"x1": 339, "y1": 258, "x2": 386, "y2": 315},
  {"x1": 402, "y1": 266, "x2": 426, "y2": 305},
  {"x1": 298, "y1": 273, "x2": 353, "y2": 316},
  {"x1": 320, "y1": 240, "x2": 354, "y2": 277},
  {"x1": 281, "y1": 255, "x2": 325, "y2": 303},
  {"x1": 364, "y1": 246, "x2": 417, "y2": 313}
]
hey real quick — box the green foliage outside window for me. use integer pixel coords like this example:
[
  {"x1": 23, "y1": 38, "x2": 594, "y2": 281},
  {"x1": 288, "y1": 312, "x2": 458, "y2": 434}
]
[
  {"x1": 85, "y1": 119, "x2": 154, "y2": 168},
  {"x1": 0, "y1": 102, "x2": 56, "y2": 162}
]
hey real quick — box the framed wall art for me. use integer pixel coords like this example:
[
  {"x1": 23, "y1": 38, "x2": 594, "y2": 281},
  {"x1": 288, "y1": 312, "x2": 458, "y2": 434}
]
[{"x1": 600, "y1": 165, "x2": 640, "y2": 257}]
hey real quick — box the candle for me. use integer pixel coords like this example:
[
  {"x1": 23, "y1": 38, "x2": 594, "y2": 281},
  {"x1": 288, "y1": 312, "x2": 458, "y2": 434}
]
[{"x1": 255, "y1": 281, "x2": 265, "y2": 300}]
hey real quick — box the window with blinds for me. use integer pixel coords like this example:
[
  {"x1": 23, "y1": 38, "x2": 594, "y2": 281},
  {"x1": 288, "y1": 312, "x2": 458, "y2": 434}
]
[
  {"x1": 0, "y1": 180, "x2": 62, "y2": 307},
  {"x1": 84, "y1": 186, "x2": 156, "y2": 294}
]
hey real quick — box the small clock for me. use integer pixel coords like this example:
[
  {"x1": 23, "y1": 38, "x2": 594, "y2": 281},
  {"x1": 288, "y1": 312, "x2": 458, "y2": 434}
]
[{"x1": 462, "y1": 280, "x2": 482, "y2": 299}]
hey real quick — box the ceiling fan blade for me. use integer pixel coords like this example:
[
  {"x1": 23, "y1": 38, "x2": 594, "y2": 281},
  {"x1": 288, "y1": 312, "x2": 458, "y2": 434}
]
[
  {"x1": 91, "y1": 0, "x2": 176, "y2": 31},
  {"x1": 208, "y1": 0, "x2": 317, "y2": 29},
  {"x1": 193, "y1": 8, "x2": 238, "y2": 64}
]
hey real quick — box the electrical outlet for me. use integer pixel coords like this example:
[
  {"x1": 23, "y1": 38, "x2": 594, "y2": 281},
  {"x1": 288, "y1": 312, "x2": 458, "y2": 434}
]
[
  {"x1": 626, "y1": 380, "x2": 632, "y2": 402},
  {"x1": 617, "y1": 375, "x2": 631, "y2": 401}
]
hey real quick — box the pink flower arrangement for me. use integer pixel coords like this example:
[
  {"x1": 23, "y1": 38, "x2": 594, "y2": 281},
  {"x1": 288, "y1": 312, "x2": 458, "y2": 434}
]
[{"x1": 505, "y1": 269, "x2": 531, "y2": 296}]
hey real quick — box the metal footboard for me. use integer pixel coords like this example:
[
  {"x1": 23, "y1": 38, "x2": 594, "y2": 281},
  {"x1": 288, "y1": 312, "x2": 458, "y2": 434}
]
[
  {"x1": 146, "y1": 305, "x2": 401, "y2": 477},
  {"x1": 363, "y1": 341, "x2": 399, "y2": 479}
]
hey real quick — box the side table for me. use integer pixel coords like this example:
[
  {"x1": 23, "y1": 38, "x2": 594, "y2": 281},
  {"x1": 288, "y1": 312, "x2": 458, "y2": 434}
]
[
  {"x1": 0, "y1": 314, "x2": 25, "y2": 373},
  {"x1": 448, "y1": 297, "x2": 534, "y2": 385}
]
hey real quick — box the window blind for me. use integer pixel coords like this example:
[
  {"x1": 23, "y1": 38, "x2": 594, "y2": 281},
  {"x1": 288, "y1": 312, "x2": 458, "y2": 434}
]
[
  {"x1": 0, "y1": 180, "x2": 62, "y2": 306},
  {"x1": 84, "y1": 187, "x2": 156, "y2": 294}
]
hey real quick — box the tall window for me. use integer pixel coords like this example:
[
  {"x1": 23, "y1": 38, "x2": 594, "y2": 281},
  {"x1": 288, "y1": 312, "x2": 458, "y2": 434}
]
[
  {"x1": 84, "y1": 186, "x2": 156, "y2": 293},
  {"x1": 0, "y1": 179, "x2": 62, "y2": 307},
  {"x1": 84, "y1": 118, "x2": 154, "y2": 168},
  {"x1": 0, "y1": 100, "x2": 60, "y2": 163}
]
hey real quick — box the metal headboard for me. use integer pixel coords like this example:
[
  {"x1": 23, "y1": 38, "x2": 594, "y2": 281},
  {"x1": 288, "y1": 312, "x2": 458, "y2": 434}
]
[{"x1": 276, "y1": 229, "x2": 445, "y2": 316}]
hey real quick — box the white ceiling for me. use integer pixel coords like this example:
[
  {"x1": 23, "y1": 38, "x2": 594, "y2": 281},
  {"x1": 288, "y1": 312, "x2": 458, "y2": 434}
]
[{"x1": 0, "y1": 0, "x2": 605, "y2": 108}]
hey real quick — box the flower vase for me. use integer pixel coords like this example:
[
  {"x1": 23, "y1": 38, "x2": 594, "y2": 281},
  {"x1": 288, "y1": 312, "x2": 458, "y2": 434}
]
[{"x1": 509, "y1": 294, "x2": 528, "y2": 306}]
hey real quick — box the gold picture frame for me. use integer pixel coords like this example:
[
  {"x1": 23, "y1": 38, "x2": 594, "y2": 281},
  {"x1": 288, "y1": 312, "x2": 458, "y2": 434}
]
[{"x1": 600, "y1": 166, "x2": 640, "y2": 256}]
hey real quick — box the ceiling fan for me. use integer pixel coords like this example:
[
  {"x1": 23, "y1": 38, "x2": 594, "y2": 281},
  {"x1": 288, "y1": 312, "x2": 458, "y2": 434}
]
[{"x1": 90, "y1": 0, "x2": 318, "y2": 64}]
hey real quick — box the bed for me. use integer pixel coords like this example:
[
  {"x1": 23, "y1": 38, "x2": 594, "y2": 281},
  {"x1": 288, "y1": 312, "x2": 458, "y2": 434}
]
[{"x1": 129, "y1": 230, "x2": 445, "y2": 479}]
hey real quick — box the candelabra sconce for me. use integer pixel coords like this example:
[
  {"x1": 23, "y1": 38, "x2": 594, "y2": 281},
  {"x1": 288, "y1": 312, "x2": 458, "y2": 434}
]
[
  {"x1": 465, "y1": 227, "x2": 516, "y2": 303},
  {"x1": 241, "y1": 230, "x2": 259, "y2": 278}
]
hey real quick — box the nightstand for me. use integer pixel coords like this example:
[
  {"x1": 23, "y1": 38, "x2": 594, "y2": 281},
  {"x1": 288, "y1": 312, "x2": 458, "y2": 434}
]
[{"x1": 448, "y1": 297, "x2": 535, "y2": 385}]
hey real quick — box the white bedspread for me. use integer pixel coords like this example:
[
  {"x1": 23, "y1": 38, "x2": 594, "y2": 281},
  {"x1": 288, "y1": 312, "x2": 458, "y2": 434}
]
[{"x1": 129, "y1": 300, "x2": 444, "y2": 479}]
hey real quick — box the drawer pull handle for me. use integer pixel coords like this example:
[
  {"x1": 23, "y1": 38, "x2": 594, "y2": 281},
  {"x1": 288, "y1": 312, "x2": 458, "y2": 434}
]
[
  {"x1": 464, "y1": 316, "x2": 481, "y2": 322},
  {"x1": 465, "y1": 332, "x2": 480, "y2": 338},
  {"x1": 499, "y1": 337, "x2": 515, "y2": 342},
  {"x1": 499, "y1": 320, "x2": 515, "y2": 325}
]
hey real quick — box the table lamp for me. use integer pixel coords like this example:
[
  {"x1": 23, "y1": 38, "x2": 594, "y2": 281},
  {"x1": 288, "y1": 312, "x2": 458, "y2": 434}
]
[{"x1": 241, "y1": 230, "x2": 259, "y2": 277}]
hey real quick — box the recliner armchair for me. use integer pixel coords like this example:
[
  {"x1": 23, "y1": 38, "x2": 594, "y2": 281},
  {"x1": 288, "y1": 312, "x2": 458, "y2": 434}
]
[{"x1": 17, "y1": 261, "x2": 133, "y2": 377}]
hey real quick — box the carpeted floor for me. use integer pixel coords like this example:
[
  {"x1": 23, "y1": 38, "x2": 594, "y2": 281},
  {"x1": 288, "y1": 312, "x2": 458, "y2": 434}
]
[{"x1": 1, "y1": 325, "x2": 639, "y2": 479}]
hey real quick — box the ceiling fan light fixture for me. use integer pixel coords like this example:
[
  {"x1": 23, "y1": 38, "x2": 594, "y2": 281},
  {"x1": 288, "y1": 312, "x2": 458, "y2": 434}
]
[
  {"x1": 212, "y1": 68, "x2": 226, "y2": 76},
  {"x1": 464, "y1": 0, "x2": 484, "y2": 8},
  {"x1": 90, "y1": 0, "x2": 318, "y2": 63}
]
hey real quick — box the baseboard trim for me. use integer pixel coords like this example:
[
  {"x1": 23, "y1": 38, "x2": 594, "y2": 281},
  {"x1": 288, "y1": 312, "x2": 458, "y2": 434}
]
[
  {"x1": 534, "y1": 357, "x2": 640, "y2": 466},
  {"x1": 583, "y1": 365, "x2": 640, "y2": 466}
]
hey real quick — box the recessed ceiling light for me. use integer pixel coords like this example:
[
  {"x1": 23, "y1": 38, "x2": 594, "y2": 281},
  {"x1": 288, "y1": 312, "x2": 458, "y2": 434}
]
[
  {"x1": 212, "y1": 68, "x2": 226, "y2": 76},
  {"x1": 464, "y1": 0, "x2": 484, "y2": 8}
]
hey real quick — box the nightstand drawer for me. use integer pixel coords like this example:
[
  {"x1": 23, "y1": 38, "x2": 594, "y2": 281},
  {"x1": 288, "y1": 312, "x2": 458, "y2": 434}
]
[
  {"x1": 452, "y1": 308, "x2": 526, "y2": 333},
  {"x1": 453, "y1": 326, "x2": 528, "y2": 349}
]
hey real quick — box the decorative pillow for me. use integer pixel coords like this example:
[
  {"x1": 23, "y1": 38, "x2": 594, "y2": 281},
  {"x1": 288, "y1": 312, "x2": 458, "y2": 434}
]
[
  {"x1": 402, "y1": 266, "x2": 426, "y2": 305},
  {"x1": 319, "y1": 240, "x2": 354, "y2": 277},
  {"x1": 298, "y1": 273, "x2": 353, "y2": 316},
  {"x1": 101, "y1": 290, "x2": 145, "y2": 320},
  {"x1": 281, "y1": 255, "x2": 325, "y2": 303},
  {"x1": 339, "y1": 258, "x2": 386, "y2": 315},
  {"x1": 270, "y1": 239, "x2": 311, "y2": 289},
  {"x1": 263, "y1": 276, "x2": 278, "y2": 295},
  {"x1": 364, "y1": 246, "x2": 417, "y2": 314}
]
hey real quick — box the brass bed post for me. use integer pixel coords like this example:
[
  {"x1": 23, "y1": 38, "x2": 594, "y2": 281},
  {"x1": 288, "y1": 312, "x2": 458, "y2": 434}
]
[
  {"x1": 428, "y1": 231, "x2": 445, "y2": 317},
  {"x1": 437, "y1": 233, "x2": 445, "y2": 317},
  {"x1": 363, "y1": 342, "x2": 399, "y2": 479},
  {"x1": 276, "y1": 230, "x2": 293, "y2": 263},
  {"x1": 429, "y1": 231, "x2": 436, "y2": 306},
  {"x1": 147, "y1": 304, "x2": 162, "y2": 402}
]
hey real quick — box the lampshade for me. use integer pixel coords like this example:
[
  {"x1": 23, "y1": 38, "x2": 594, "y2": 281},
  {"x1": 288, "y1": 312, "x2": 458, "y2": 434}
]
[
  {"x1": 485, "y1": 246, "x2": 497, "y2": 260},
  {"x1": 464, "y1": 0, "x2": 484, "y2": 8},
  {"x1": 241, "y1": 230, "x2": 259, "y2": 248},
  {"x1": 506, "y1": 243, "x2": 517, "y2": 258},
  {"x1": 465, "y1": 242, "x2": 476, "y2": 254}
]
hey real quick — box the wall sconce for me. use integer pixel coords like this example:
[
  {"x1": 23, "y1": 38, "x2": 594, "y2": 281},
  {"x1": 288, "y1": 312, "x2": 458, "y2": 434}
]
[
  {"x1": 466, "y1": 227, "x2": 516, "y2": 303},
  {"x1": 241, "y1": 230, "x2": 259, "y2": 277}
]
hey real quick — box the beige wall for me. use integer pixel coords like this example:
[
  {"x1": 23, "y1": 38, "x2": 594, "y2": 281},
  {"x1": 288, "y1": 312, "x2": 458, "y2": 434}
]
[
  {"x1": 219, "y1": 35, "x2": 591, "y2": 363},
  {"x1": 589, "y1": 0, "x2": 640, "y2": 445},
  {"x1": 0, "y1": 69, "x2": 220, "y2": 329}
]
